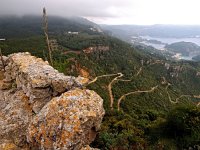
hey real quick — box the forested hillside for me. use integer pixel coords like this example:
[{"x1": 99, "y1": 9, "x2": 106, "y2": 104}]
[
  {"x1": 0, "y1": 16, "x2": 200, "y2": 149},
  {"x1": 165, "y1": 41, "x2": 200, "y2": 56}
]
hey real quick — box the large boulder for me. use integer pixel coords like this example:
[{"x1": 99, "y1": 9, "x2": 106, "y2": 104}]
[
  {"x1": 0, "y1": 53, "x2": 104, "y2": 149},
  {"x1": 0, "y1": 89, "x2": 32, "y2": 148},
  {"x1": 27, "y1": 88, "x2": 104, "y2": 149},
  {"x1": 4, "y1": 52, "x2": 79, "y2": 113}
]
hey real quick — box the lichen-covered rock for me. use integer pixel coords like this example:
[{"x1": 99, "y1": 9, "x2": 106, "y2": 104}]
[
  {"x1": 0, "y1": 89, "x2": 32, "y2": 148},
  {"x1": 75, "y1": 76, "x2": 90, "y2": 86},
  {"x1": 0, "y1": 140, "x2": 20, "y2": 150},
  {"x1": 81, "y1": 145, "x2": 100, "y2": 150},
  {"x1": 27, "y1": 88, "x2": 104, "y2": 150},
  {"x1": 0, "y1": 52, "x2": 105, "y2": 150},
  {"x1": 4, "y1": 52, "x2": 80, "y2": 112},
  {"x1": 0, "y1": 56, "x2": 8, "y2": 71}
]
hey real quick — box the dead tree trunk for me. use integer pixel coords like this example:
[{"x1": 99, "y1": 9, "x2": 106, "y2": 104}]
[{"x1": 43, "y1": 7, "x2": 53, "y2": 66}]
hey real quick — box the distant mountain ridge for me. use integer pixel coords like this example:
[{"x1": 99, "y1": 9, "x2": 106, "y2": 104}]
[
  {"x1": 101, "y1": 24, "x2": 200, "y2": 40},
  {"x1": 0, "y1": 15, "x2": 101, "y2": 38}
]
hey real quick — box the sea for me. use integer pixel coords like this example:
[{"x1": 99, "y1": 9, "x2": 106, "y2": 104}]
[
  {"x1": 139, "y1": 35, "x2": 200, "y2": 60},
  {"x1": 140, "y1": 35, "x2": 200, "y2": 48}
]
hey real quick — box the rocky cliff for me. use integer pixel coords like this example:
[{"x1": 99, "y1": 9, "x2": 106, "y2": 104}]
[{"x1": 0, "y1": 52, "x2": 105, "y2": 150}]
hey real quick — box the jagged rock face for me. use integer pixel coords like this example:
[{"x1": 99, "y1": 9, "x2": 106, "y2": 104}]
[
  {"x1": 0, "y1": 53, "x2": 104, "y2": 150},
  {"x1": 0, "y1": 89, "x2": 32, "y2": 149},
  {"x1": 4, "y1": 52, "x2": 79, "y2": 113},
  {"x1": 27, "y1": 88, "x2": 104, "y2": 149}
]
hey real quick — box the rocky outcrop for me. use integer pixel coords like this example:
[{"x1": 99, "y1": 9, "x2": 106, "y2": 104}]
[
  {"x1": 4, "y1": 52, "x2": 79, "y2": 113},
  {"x1": 0, "y1": 53, "x2": 104, "y2": 150}
]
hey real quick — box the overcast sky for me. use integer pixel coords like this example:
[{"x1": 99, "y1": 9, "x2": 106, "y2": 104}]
[{"x1": 1, "y1": 0, "x2": 200, "y2": 25}]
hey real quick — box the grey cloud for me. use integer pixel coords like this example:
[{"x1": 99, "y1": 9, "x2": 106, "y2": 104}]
[{"x1": 0, "y1": 0, "x2": 133, "y2": 18}]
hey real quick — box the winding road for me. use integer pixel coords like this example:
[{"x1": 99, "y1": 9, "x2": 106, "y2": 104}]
[
  {"x1": 87, "y1": 61, "x2": 200, "y2": 111},
  {"x1": 135, "y1": 67, "x2": 142, "y2": 77},
  {"x1": 165, "y1": 81, "x2": 200, "y2": 105},
  {"x1": 109, "y1": 66, "x2": 144, "y2": 110},
  {"x1": 87, "y1": 71, "x2": 135, "y2": 110},
  {"x1": 87, "y1": 72, "x2": 125, "y2": 110},
  {"x1": 87, "y1": 73, "x2": 119, "y2": 85},
  {"x1": 175, "y1": 95, "x2": 192, "y2": 103},
  {"x1": 117, "y1": 85, "x2": 158, "y2": 111},
  {"x1": 165, "y1": 83, "x2": 175, "y2": 104},
  {"x1": 108, "y1": 73, "x2": 124, "y2": 110},
  {"x1": 87, "y1": 66, "x2": 148, "y2": 110}
]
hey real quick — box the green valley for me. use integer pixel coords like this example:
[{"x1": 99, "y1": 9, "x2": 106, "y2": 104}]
[{"x1": 0, "y1": 16, "x2": 200, "y2": 149}]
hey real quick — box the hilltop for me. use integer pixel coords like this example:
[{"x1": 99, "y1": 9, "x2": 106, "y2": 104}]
[
  {"x1": 165, "y1": 41, "x2": 200, "y2": 56},
  {"x1": 0, "y1": 15, "x2": 100, "y2": 38}
]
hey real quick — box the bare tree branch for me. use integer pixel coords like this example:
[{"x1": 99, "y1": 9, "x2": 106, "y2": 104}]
[{"x1": 43, "y1": 7, "x2": 53, "y2": 66}]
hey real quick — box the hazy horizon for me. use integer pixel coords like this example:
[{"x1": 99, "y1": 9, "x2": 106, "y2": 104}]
[{"x1": 1, "y1": 0, "x2": 200, "y2": 25}]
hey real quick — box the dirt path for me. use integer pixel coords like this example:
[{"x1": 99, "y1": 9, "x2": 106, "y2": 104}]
[
  {"x1": 116, "y1": 66, "x2": 143, "y2": 82},
  {"x1": 164, "y1": 81, "x2": 180, "y2": 104},
  {"x1": 165, "y1": 83, "x2": 175, "y2": 104},
  {"x1": 135, "y1": 67, "x2": 142, "y2": 77},
  {"x1": 174, "y1": 95, "x2": 192, "y2": 103},
  {"x1": 165, "y1": 82, "x2": 200, "y2": 105},
  {"x1": 87, "y1": 64, "x2": 160, "y2": 111},
  {"x1": 108, "y1": 66, "x2": 143, "y2": 110},
  {"x1": 108, "y1": 73, "x2": 123, "y2": 110},
  {"x1": 86, "y1": 72, "x2": 125, "y2": 110},
  {"x1": 88, "y1": 61, "x2": 200, "y2": 110},
  {"x1": 174, "y1": 95, "x2": 200, "y2": 105},
  {"x1": 118, "y1": 79, "x2": 132, "y2": 82},
  {"x1": 63, "y1": 50, "x2": 81, "y2": 54},
  {"x1": 117, "y1": 85, "x2": 158, "y2": 111},
  {"x1": 87, "y1": 73, "x2": 119, "y2": 85}
]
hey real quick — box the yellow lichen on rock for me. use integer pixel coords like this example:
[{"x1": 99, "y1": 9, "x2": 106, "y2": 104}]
[
  {"x1": 0, "y1": 142, "x2": 19, "y2": 150},
  {"x1": 27, "y1": 88, "x2": 104, "y2": 150},
  {"x1": 0, "y1": 53, "x2": 104, "y2": 150}
]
